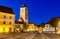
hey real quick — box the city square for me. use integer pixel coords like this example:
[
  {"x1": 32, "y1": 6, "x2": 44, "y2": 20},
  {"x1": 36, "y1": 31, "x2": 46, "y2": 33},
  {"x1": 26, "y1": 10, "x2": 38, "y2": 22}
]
[
  {"x1": 0, "y1": 32, "x2": 60, "y2": 39},
  {"x1": 0, "y1": 0, "x2": 60, "y2": 39}
]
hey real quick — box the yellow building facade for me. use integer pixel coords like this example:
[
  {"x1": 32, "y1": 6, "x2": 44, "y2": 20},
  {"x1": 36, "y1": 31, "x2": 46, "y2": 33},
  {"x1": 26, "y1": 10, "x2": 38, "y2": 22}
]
[
  {"x1": 38, "y1": 27, "x2": 43, "y2": 33},
  {"x1": 35, "y1": 25, "x2": 43, "y2": 33},
  {"x1": 27, "y1": 24, "x2": 43, "y2": 32},
  {"x1": 27, "y1": 23, "x2": 36, "y2": 32},
  {"x1": 0, "y1": 6, "x2": 15, "y2": 33}
]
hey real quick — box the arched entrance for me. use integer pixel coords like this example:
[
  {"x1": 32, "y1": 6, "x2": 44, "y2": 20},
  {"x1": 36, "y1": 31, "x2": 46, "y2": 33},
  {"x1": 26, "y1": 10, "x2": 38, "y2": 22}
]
[{"x1": 9, "y1": 27, "x2": 12, "y2": 32}]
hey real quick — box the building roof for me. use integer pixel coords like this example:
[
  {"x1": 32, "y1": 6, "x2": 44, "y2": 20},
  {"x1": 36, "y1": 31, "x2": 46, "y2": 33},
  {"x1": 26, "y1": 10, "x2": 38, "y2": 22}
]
[
  {"x1": 15, "y1": 21, "x2": 24, "y2": 24},
  {"x1": 28, "y1": 22, "x2": 35, "y2": 25},
  {"x1": 16, "y1": 17, "x2": 24, "y2": 24},
  {"x1": 0, "y1": 6, "x2": 14, "y2": 14},
  {"x1": 18, "y1": 17, "x2": 24, "y2": 22},
  {"x1": 47, "y1": 17, "x2": 60, "y2": 24}
]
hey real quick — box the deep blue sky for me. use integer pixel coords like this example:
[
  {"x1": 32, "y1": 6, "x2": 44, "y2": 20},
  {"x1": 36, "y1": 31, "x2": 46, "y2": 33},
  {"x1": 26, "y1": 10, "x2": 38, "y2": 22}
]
[{"x1": 0, "y1": 0, "x2": 60, "y2": 25}]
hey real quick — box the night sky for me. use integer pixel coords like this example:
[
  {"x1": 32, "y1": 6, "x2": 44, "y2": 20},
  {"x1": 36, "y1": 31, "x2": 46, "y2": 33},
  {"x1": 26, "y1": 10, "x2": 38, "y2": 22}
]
[{"x1": 0, "y1": 0, "x2": 60, "y2": 25}]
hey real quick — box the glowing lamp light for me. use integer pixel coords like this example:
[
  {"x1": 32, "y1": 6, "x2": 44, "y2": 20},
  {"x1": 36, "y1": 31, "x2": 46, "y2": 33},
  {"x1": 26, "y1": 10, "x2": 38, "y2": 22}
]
[{"x1": 30, "y1": 29, "x2": 34, "y2": 31}]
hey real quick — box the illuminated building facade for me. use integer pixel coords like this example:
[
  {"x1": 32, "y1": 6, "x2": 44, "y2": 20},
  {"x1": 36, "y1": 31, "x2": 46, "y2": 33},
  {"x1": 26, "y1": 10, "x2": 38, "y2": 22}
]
[
  {"x1": 15, "y1": 17, "x2": 24, "y2": 32},
  {"x1": 0, "y1": 6, "x2": 15, "y2": 33},
  {"x1": 27, "y1": 23, "x2": 37, "y2": 32},
  {"x1": 15, "y1": 4, "x2": 28, "y2": 32},
  {"x1": 43, "y1": 24, "x2": 55, "y2": 32}
]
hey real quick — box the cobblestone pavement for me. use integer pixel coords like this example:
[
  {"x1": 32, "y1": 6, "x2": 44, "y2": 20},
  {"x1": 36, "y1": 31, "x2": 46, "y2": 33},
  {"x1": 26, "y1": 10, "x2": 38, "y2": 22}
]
[{"x1": 0, "y1": 32, "x2": 60, "y2": 39}]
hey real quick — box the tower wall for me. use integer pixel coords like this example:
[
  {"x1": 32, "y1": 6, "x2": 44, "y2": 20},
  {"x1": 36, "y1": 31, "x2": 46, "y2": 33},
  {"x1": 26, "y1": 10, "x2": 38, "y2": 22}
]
[{"x1": 18, "y1": 4, "x2": 28, "y2": 24}]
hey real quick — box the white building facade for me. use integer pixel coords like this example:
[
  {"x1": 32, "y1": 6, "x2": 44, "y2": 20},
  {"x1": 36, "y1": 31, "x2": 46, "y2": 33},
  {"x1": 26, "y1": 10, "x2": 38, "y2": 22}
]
[{"x1": 43, "y1": 24, "x2": 55, "y2": 33}]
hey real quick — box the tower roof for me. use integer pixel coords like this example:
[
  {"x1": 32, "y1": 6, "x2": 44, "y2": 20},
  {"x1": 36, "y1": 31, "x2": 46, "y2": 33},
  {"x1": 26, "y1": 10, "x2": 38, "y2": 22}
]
[
  {"x1": 18, "y1": 17, "x2": 24, "y2": 22},
  {"x1": 15, "y1": 21, "x2": 24, "y2": 24},
  {"x1": 22, "y1": 4, "x2": 26, "y2": 7},
  {"x1": 16, "y1": 17, "x2": 24, "y2": 24},
  {"x1": 0, "y1": 6, "x2": 14, "y2": 14}
]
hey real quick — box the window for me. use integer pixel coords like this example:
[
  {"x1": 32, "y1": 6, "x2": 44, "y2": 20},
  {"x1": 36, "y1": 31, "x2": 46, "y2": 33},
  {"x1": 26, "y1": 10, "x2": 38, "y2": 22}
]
[
  {"x1": 3, "y1": 22, "x2": 6, "y2": 24},
  {"x1": 4, "y1": 16, "x2": 6, "y2": 18},
  {"x1": 9, "y1": 22, "x2": 11, "y2": 24},
  {"x1": 10, "y1": 16, "x2": 12, "y2": 19}
]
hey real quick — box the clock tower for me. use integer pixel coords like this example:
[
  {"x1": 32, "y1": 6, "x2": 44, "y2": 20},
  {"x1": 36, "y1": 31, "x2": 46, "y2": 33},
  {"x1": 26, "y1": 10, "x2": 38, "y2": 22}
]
[{"x1": 18, "y1": 4, "x2": 28, "y2": 24}]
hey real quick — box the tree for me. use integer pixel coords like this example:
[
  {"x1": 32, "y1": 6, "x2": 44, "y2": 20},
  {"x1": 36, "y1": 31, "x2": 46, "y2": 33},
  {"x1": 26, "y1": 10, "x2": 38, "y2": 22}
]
[
  {"x1": 50, "y1": 18, "x2": 58, "y2": 34},
  {"x1": 23, "y1": 22, "x2": 28, "y2": 32},
  {"x1": 40, "y1": 23, "x2": 45, "y2": 28},
  {"x1": 50, "y1": 23, "x2": 57, "y2": 34},
  {"x1": 40, "y1": 23, "x2": 45, "y2": 32}
]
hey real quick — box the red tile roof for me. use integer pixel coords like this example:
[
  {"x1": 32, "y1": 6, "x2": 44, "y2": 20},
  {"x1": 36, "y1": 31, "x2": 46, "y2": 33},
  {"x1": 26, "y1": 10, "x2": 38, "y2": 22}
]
[{"x1": 0, "y1": 6, "x2": 14, "y2": 14}]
